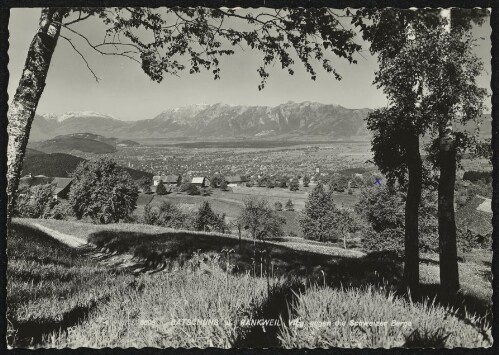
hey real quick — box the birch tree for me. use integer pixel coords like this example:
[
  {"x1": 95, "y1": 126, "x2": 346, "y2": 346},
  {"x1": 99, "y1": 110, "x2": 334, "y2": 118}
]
[{"x1": 7, "y1": 7, "x2": 362, "y2": 226}]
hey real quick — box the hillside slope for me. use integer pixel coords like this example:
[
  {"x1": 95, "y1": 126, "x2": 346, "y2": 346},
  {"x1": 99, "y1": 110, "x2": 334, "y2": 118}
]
[
  {"x1": 29, "y1": 135, "x2": 117, "y2": 154},
  {"x1": 22, "y1": 152, "x2": 153, "y2": 180}
]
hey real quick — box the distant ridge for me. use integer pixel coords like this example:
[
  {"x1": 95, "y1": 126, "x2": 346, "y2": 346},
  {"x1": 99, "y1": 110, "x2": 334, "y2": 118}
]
[
  {"x1": 30, "y1": 102, "x2": 372, "y2": 141},
  {"x1": 22, "y1": 151, "x2": 153, "y2": 181},
  {"x1": 28, "y1": 133, "x2": 140, "y2": 155},
  {"x1": 30, "y1": 103, "x2": 492, "y2": 141}
]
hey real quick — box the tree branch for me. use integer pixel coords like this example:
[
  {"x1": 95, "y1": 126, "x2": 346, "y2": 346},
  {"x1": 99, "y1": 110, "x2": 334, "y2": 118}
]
[
  {"x1": 60, "y1": 34, "x2": 100, "y2": 82},
  {"x1": 64, "y1": 11, "x2": 92, "y2": 25},
  {"x1": 60, "y1": 24, "x2": 141, "y2": 64}
]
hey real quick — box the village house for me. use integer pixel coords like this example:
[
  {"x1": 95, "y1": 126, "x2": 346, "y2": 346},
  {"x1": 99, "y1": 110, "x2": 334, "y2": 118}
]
[
  {"x1": 165, "y1": 175, "x2": 182, "y2": 186},
  {"x1": 225, "y1": 175, "x2": 247, "y2": 187},
  {"x1": 51, "y1": 177, "x2": 73, "y2": 200},
  {"x1": 152, "y1": 175, "x2": 166, "y2": 186},
  {"x1": 191, "y1": 176, "x2": 210, "y2": 188}
]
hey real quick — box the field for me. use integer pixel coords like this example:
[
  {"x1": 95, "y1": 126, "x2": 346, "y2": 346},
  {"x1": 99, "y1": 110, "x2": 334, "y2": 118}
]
[
  {"x1": 137, "y1": 186, "x2": 361, "y2": 237},
  {"x1": 8, "y1": 218, "x2": 492, "y2": 348}
]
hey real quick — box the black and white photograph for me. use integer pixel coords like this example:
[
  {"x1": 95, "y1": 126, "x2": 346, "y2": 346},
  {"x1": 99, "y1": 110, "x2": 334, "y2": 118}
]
[{"x1": 3, "y1": 2, "x2": 495, "y2": 349}]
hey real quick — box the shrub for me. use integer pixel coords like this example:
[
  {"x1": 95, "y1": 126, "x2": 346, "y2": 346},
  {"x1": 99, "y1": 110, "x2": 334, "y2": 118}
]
[
  {"x1": 186, "y1": 183, "x2": 201, "y2": 195},
  {"x1": 15, "y1": 184, "x2": 56, "y2": 219},
  {"x1": 457, "y1": 228, "x2": 492, "y2": 252},
  {"x1": 210, "y1": 175, "x2": 224, "y2": 188},
  {"x1": 143, "y1": 201, "x2": 189, "y2": 229},
  {"x1": 47, "y1": 200, "x2": 71, "y2": 220},
  {"x1": 238, "y1": 197, "x2": 285, "y2": 241},
  {"x1": 362, "y1": 227, "x2": 405, "y2": 256},
  {"x1": 356, "y1": 185, "x2": 439, "y2": 254},
  {"x1": 462, "y1": 170, "x2": 491, "y2": 184},
  {"x1": 137, "y1": 177, "x2": 152, "y2": 193},
  {"x1": 289, "y1": 179, "x2": 299, "y2": 191},
  {"x1": 156, "y1": 181, "x2": 167, "y2": 195},
  {"x1": 274, "y1": 201, "x2": 283, "y2": 211},
  {"x1": 220, "y1": 180, "x2": 229, "y2": 191},
  {"x1": 285, "y1": 199, "x2": 294, "y2": 211},
  {"x1": 195, "y1": 201, "x2": 228, "y2": 233},
  {"x1": 68, "y1": 157, "x2": 138, "y2": 224},
  {"x1": 302, "y1": 175, "x2": 310, "y2": 187}
]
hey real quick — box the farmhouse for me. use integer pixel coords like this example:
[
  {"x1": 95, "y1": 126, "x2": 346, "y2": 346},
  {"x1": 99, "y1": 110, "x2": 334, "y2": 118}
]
[
  {"x1": 192, "y1": 176, "x2": 210, "y2": 187},
  {"x1": 51, "y1": 177, "x2": 73, "y2": 200},
  {"x1": 165, "y1": 175, "x2": 181, "y2": 186},
  {"x1": 225, "y1": 175, "x2": 247, "y2": 187},
  {"x1": 152, "y1": 175, "x2": 166, "y2": 186}
]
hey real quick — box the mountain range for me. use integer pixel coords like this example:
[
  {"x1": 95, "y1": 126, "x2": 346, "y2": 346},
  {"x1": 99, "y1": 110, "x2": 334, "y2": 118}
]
[
  {"x1": 30, "y1": 102, "x2": 373, "y2": 141},
  {"x1": 30, "y1": 102, "x2": 492, "y2": 142}
]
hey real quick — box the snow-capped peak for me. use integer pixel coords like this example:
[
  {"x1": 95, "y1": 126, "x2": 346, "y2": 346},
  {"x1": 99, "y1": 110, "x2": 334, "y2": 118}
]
[{"x1": 41, "y1": 111, "x2": 118, "y2": 122}]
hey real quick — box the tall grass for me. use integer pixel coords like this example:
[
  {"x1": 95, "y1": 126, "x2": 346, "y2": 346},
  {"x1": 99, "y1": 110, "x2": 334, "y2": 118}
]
[
  {"x1": 45, "y1": 254, "x2": 284, "y2": 348},
  {"x1": 7, "y1": 224, "x2": 135, "y2": 348},
  {"x1": 278, "y1": 285, "x2": 492, "y2": 348}
]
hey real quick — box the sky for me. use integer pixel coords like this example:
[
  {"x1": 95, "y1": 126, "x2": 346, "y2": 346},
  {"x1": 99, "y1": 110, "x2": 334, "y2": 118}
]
[{"x1": 8, "y1": 8, "x2": 492, "y2": 121}]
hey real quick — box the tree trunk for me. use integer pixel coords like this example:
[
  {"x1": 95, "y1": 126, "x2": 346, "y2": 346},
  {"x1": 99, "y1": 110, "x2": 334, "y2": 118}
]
[
  {"x1": 7, "y1": 8, "x2": 66, "y2": 226},
  {"x1": 403, "y1": 132, "x2": 423, "y2": 291},
  {"x1": 437, "y1": 124, "x2": 460, "y2": 296}
]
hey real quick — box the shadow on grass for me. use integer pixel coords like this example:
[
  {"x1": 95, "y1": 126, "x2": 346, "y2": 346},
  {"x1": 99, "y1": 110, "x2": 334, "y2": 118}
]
[
  {"x1": 10, "y1": 297, "x2": 107, "y2": 348},
  {"x1": 233, "y1": 278, "x2": 305, "y2": 348},
  {"x1": 88, "y1": 230, "x2": 492, "y2": 325}
]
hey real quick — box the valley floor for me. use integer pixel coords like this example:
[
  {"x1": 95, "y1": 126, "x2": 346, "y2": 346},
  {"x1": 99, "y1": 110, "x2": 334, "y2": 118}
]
[{"x1": 7, "y1": 218, "x2": 492, "y2": 349}]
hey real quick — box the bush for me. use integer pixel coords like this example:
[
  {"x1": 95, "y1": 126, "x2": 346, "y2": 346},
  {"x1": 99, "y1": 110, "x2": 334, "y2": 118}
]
[
  {"x1": 47, "y1": 200, "x2": 71, "y2": 220},
  {"x1": 285, "y1": 199, "x2": 294, "y2": 211},
  {"x1": 462, "y1": 170, "x2": 491, "y2": 184},
  {"x1": 362, "y1": 227, "x2": 405, "y2": 256},
  {"x1": 143, "y1": 201, "x2": 189, "y2": 229},
  {"x1": 289, "y1": 179, "x2": 299, "y2": 191},
  {"x1": 194, "y1": 201, "x2": 228, "y2": 233},
  {"x1": 68, "y1": 158, "x2": 138, "y2": 224},
  {"x1": 274, "y1": 201, "x2": 283, "y2": 211},
  {"x1": 220, "y1": 180, "x2": 229, "y2": 191},
  {"x1": 186, "y1": 184, "x2": 201, "y2": 195},
  {"x1": 302, "y1": 175, "x2": 310, "y2": 187},
  {"x1": 238, "y1": 197, "x2": 285, "y2": 241},
  {"x1": 156, "y1": 181, "x2": 168, "y2": 195},
  {"x1": 457, "y1": 228, "x2": 492, "y2": 252},
  {"x1": 356, "y1": 185, "x2": 439, "y2": 254},
  {"x1": 15, "y1": 184, "x2": 56, "y2": 218},
  {"x1": 137, "y1": 177, "x2": 152, "y2": 193}
]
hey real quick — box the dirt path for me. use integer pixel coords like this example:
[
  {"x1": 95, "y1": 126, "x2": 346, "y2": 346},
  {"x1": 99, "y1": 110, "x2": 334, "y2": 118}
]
[
  {"x1": 22, "y1": 221, "x2": 167, "y2": 275},
  {"x1": 29, "y1": 222, "x2": 87, "y2": 248}
]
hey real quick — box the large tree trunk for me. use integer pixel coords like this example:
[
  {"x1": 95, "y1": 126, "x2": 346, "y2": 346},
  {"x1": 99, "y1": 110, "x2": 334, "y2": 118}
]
[
  {"x1": 403, "y1": 131, "x2": 423, "y2": 291},
  {"x1": 437, "y1": 123, "x2": 460, "y2": 296},
  {"x1": 6, "y1": 8, "x2": 65, "y2": 226}
]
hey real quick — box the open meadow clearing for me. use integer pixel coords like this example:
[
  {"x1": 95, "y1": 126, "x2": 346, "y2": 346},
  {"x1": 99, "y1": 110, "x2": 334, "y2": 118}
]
[{"x1": 7, "y1": 218, "x2": 492, "y2": 348}]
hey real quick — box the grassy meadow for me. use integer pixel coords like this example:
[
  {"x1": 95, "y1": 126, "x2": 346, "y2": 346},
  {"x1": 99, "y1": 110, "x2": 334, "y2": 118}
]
[{"x1": 7, "y1": 219, "x2": 492, "y2": 348}]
